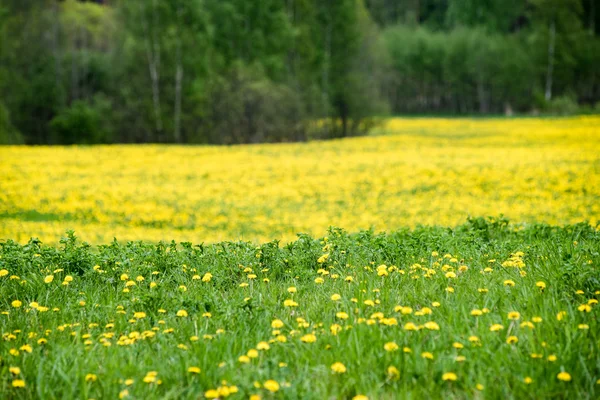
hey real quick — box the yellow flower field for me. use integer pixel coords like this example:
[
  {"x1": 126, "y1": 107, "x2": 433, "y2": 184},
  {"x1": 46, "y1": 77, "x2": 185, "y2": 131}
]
[{"x1": 1, "y1": 116, "x2": 599, "y2": 244}]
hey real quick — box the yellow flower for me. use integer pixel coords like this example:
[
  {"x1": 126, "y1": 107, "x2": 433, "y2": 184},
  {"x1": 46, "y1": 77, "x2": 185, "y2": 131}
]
[
  {"x1": 284, "y1": 299, "x2": 298, "y2": 307},
  {"x1": 352, "y1": 395, "x2": 369, "y2": 400},
  {"x1": 403, "y1": 322, "x2": 418, "y2": 331},
  {"x1": 119, "y1": 389, "x2": 129, "y2": 399},
  {"x1": 136, "y1": 275, "x2": 144, "y2": 282},
  {"x1": 442, "y1": 372, "x2": 457, "y2": 381},
  {"x1": 9, "y1": 366, "x2": 21, "y2": 374},
  {"x1": 257, "y1": 341, "x2": 270, "y2": 350},
  {"x1": 503, "y1": 280, "x2": 515, "y2": 287},
  {"x1": 476, "y1": 383, "x2": 484, "y2": 391},
  {"x1": 445, "y1": 271, "x2": 456, "y2": 278},
  {"x1": 20, "y1": 344, "x2": 32, "y2": 353},
  {"x1": 247, "y1": 349, "x2": 259, "y2": 358},
  {"x1": 85, "y1": 374, "x2": 97, "y2": 382},
  {"x1": 578, "y1": 304, "x2": 592, "y2": 312},
  {"x1": 202, "y1": 272, "x2": 212, "y2": 282},
  {"x1": 506, "y1": 336, "x2": 518, "y2": 344},
  {"x1": 336, "y1": 312, "x2": 349, "y2": 319},
  {"x1": 424, "y1": 321, "x2": 440, "y2": 330},
  {"x1": 0, "y1": 269, "x2": 9, "y2": 277},
  {"x1": 490, "y1": 324, "x2": 504, "y2": 332},
  {"x1": 384, "y1": 342, "x2": 399, "y2": 352},
  {"x1": 387, "y1": 365, "x2": 400, "y2": 380},
  {"x1": 470, "y1": 309, "x2": 483, "y2": 316},
  {"x1": 557, "y1": 372, "x2": 571, "y2": 382},
  {"x1": 556, "y1": 311, "x2": 567, "y2": 320},
  {"x1": 11, "y1": 300, "x2": 22, "y2": 308},
  {"x1": 547, "y1": 355, "x2": 557, "y2": 362},
  {"x1": 363, "y1": 300, "x2": 375, "y2": 307},
  {"x1": 176, "y1": 309, "x2": 188, "y2": 317},
  {"x1": 453, "y1": 342, "x2": 464, "y2": 349},
  {"x1": 507, "y1": 311, "x2": 520, "y2": 320},
  {"x1": 578, "y1": 324, "x2": 589, "y2": 330},
  {"x1": 300, "y1": 334, "x2": 317, "y2": 343},
  {"x1": 263, "y1": 380, "x2": 280, "y2": 393},
  {"x1": 271, "y1": 319, "x2": 284, "y2": 328},
  {"x1": 12, "y1": 379, "x2": 26, "y2": 388},
  {"x1": 44, "y1": 275, "x2": 54, "y2": 283},
  {"x1": 536, "y1": 281, "x2": 546, "y2": 290},
  {"x1": 524, "y1": 377, "x2": 533, "y2": 384},
  {"x1": 205, "y1": 389, "x2": 220, "y2": 398},
  {"x1": 331, "y1": 362, "x2": 347, "y2": 374},
  {"x1": 421, "y1": 352, "x2": 434, "y2": 360},
  {"x1": 287, "y1": 286, "x2": 297, "y2": 293},
  {"x1": 187, "y1": 366, "x2": 201, "y2": 374},
  {"x1": 133, "y1": 312, "x2": 146, "y2": 319},
  {"x1": 330, "y1": 293, "x2": 342, "y2": 301},
  {"x1": 238, "y1": 355, "x2": 250, "y2": 363}
]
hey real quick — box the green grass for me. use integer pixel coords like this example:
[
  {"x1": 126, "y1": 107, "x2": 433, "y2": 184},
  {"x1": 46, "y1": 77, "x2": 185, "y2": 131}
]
[{"x1": 1, "y1": 218, "x2": 599, "y2": 399}]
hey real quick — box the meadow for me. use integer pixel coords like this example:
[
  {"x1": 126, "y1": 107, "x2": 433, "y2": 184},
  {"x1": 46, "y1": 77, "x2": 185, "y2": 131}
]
[
  {"x1": 0, "y1": 222, "x2": 598, "y2": 399},
  {"x1": 1, "y1": 116, "x2": 599, "y2": 245},
  {"x1": 1, "y1": 117, "x2": 600, "y2": 399}
]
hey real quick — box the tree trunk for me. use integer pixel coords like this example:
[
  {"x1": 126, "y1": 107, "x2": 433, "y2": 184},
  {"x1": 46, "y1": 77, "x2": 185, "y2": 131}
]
[
  {"x1": 173, "y1": 3, "x2": 183, "y2": 143},
  {"x1": 140, "y1": 0, "x2": 163, "y2": 140},
  {"x1": 545, "y1": 20, "x2": 556, "y2": 102}
]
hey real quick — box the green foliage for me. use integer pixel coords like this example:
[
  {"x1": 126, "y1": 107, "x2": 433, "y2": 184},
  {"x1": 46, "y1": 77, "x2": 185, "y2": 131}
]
[
  {"x1": 0, "y1": 0, "x2": 598, "y2": 144},
  {"x1": 0, "y1": 222, "x2": 599, "y2": 398}
]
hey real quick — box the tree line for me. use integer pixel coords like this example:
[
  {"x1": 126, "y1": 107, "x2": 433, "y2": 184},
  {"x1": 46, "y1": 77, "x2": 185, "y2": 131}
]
[{"x1": 1, "y1": 0, "x2": 598, "y2": 145}]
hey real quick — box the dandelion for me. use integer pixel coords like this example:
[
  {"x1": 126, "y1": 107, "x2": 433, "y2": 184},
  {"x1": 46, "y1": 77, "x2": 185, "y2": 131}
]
[
  {"x1": 205, "y1": 389, "x2": 220, "y2": 398},
  {"x1": 424, "y1": 321, "x2": 440, "y2": 330},
  {"x1": 383, "y1": 365, "x2": 399, "y2": 381},
  {"x1": 11, "y1": 300, "x2": 22, "y2": 308},
  {"x1": 336, "y1": 311, "x2": 349, "y2": 319},
  {"x1": 384, "y1": 342, "x2": 399, "y2": 352},
  {"x1": 9, "y1": 366, "x2": 21, "y2": 374},
  {"x1": 421, "y1": 352, "x2": 434, "y2": 360},
  {"x1": 506, "y1": 336, "x2": 518, "y2": 344},
  {"x1": 524, "y1": 377, "x2": 533, "y2": 384},
  {"x1": 300, "y1": 334, "x2": 317, "y2": 343},
  {"x1": 284, "y1": 299, "x2": 298, "y2": 307},
  {"x1": 453, "y1": 342, "x2": 464, "y2": 349},
  {"x1": 490, "y1": 324, "x2": 504, "y2": 332},
  {"x1": 547, "y1": 355, "x2": 557, "y2": 362},
  {"x1": 403, "y1": 322, "x2": 418, "y2": 331},
  {"x1": 257, "y1": 341, "x2": 270, "y2": 350},
  {"x1": 263, "y1": 380, "x2": 280, "y2": 393},
  {"x1": 0, "y1": 269, "x2": 9, "y2": 277},
  {"x1": 578, "y1": 324, "x2": 589, "y2": 330},
  {"x1": 85, "y1": 374, "x2": 97, "y2": 382},
  {"x1": 238, "y1": 355, "x2": 250, "y2": 364},
  {"x1": 44, "y1": 275, "x2": 54, "y2": 283},
  {"x1": 12, "y1": 379, "x2": 26, "y2": 388},
  {"x1": 271, "y1": 319, "x2": 284, "y2": 328},
  {"x1": 352, "y1": 396, "x2": 369, "y2": 400},
  {"x1": 578, "y1": 304, "x2": 592, "y2": 312},
  {"x1": 556, "y1": 311, "x2": 567, "y2": 320},
  {"x1": 442, "y1": 372, "x2": 457, "y2": 381},
  {"x1": 133, "y1": 312, "x2": 146, "y2": 319},
  {"x1": 187, "y1": 366, "x2": 201, "y2": 374},
  {"x1": 176, "y1": 309, "x2": 188, "y2": 317},
  {"x1": 503, "y1": 280, "x2": 515, "y2": 287},
  {"x1": 330, "y1": 294, "x2": 342, "y2": 301},
  {"x1": 507, "y1": 311, "x2": 520, "y2": 320},
  {"x1": 536, "y1": 281, "x2": 546, "y2": 290},
  {"x1": 247, "y1": 349, "x2": 259, "y2": 358},
  {"x1": 202, "y1": 272, "x2": 212, "y2": 282},
  {"x1": 331, "y1": 362, "x2": 347, "y2": 374},
  {"x1": 557, "y1": 372, "x2": 571, "y2": 382}
]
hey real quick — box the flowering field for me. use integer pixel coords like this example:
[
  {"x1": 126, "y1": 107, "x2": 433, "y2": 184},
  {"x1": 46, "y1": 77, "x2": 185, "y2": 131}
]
[
  {"x1": 1, "y1": 223, "x2": 599, "y2": 399},
  {"x1": 1, "y1": 116, "x2": 599, "y2": 245},
  {"x1": 1, "y1": 117, "x2": 600, "y2": 399}
]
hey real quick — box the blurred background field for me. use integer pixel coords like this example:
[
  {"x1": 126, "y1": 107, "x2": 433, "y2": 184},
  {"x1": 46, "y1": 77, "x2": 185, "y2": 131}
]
[{"x1": 1, "y1": 116, "x2": 598, "y2": 245}]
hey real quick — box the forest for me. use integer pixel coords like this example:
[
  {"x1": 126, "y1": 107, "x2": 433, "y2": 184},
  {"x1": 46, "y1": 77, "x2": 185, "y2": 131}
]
[{"x1": 1, "y1": 0, "x2": 599, "y2": 145}]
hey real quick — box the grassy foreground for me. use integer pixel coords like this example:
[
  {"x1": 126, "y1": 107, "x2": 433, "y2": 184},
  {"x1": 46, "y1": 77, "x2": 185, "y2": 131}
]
[
  {"x1": 1, "y1": 116, "x2": 599, "y2": 244},
  {"x1": 1, "y1": 219, "x2": 599, "y2": 399}
]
